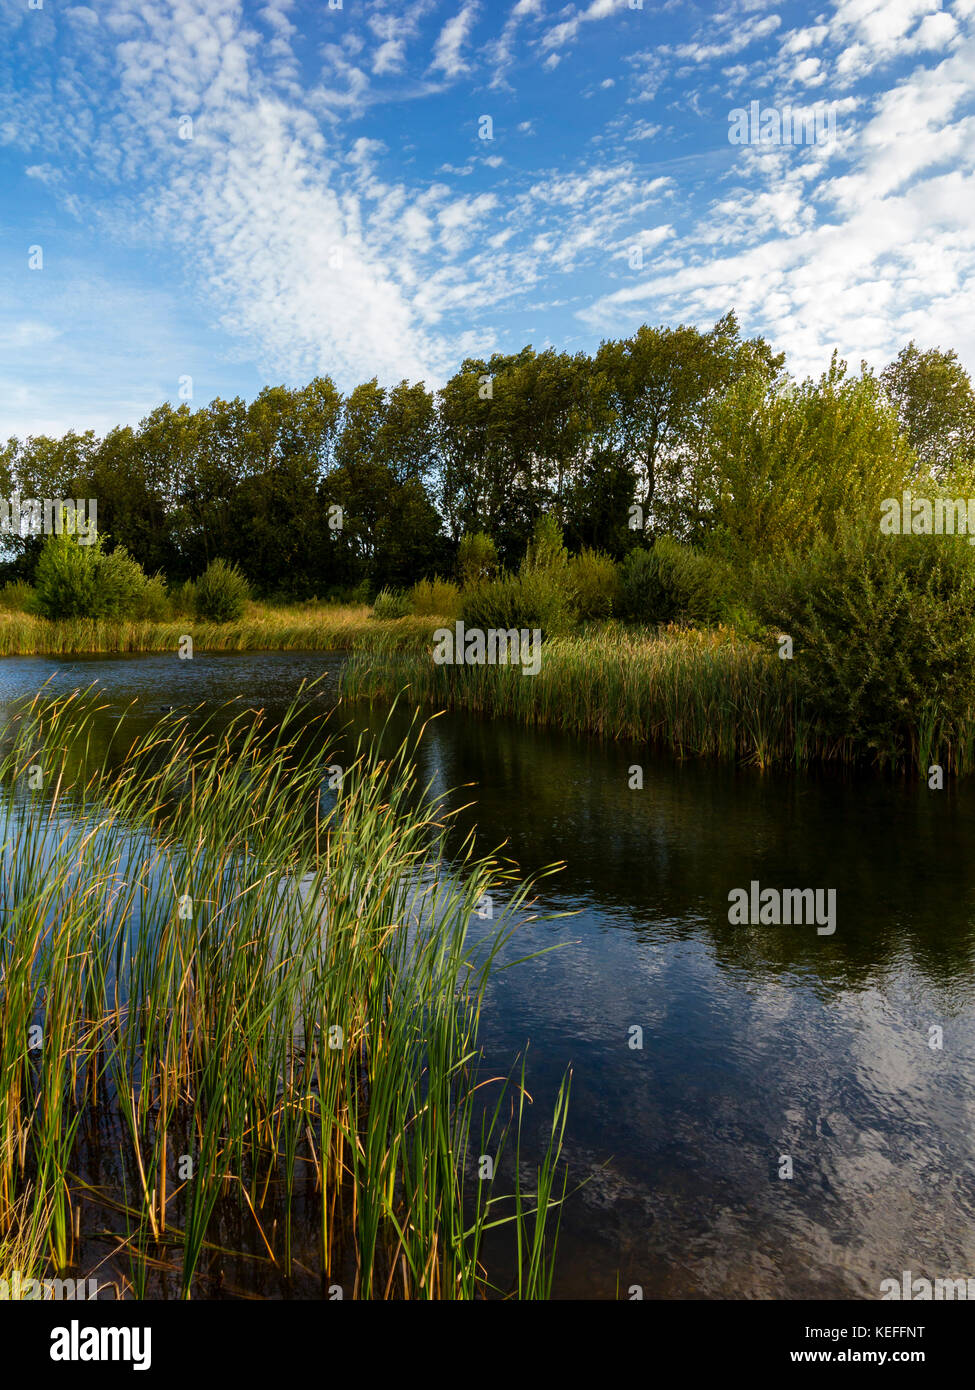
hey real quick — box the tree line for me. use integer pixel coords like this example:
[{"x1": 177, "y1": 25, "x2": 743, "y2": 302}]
[{"x1": 2, "y1": 312, "x2": 973, "y2": 599}]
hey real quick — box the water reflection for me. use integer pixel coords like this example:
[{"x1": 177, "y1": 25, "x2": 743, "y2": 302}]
[{"x1": 2, "y1": 650, "x2": 974, "y2": 1298}]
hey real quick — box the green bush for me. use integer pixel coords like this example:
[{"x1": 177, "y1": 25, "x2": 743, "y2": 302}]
[
  {"x1": 169, "y1": 579, "x2": 198, "y2": 617},
  {"x1": 460, "y1": 574, "x2": 524, "y2": 631},
  {"x1": 132, "y1": 574, "x2": 171, "y2": 621},
  {"x1": 31, "y1": 531, "x2": 155, "y2": 620},
  {"x1": 194, "y1": 559, "x2": 250, "y2": 622},
  {"x1": 460, "y1": 568, "x2": 575, "y2": 636},
  {"x1": 0, "y1": 580, "x2": 34, "y2": 612},
  {"x1": 522, "y1": 514, "x2": 569, "y2": 574},
  {"x1": 409, "y1": 577, "x2": 462, "y2": 617},
  {"x1": 456, "y1": 532, "x2": 498, "y2": 588},
  {"x1": 568, "y1": 549, "x2": 619, "y2": 621},
  {"x1": 755, "y1": 517, "x2": 975, "y2": 760},
  {"x1": 371, "y1": 587, "x2": 413, "y2": 620},
  {"x1": 619, "y1": 538, "x2": 730, "y2": 626},
  {"x1": 96, "y1": 545, "x2": 155, "y2": 617}
]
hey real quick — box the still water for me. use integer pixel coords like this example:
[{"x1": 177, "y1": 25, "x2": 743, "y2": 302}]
[{"x1": 2, "y1": 649, "x2": 974, "y2": 1299}]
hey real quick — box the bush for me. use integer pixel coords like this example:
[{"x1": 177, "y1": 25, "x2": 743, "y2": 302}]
[
  {"x1": 522, "y1": 514, "x2": 568, "y2": 574},
  {"x1": 31, "y1": 531, "x2": 155, "y2": 620},
  {"x1": 195, "y1": 559, "x2": 250, "y2": 622},
  {"x1": 371, "y1": 587, "x2": 413, "y2": 619},
  {"x1": 169, "y1": 580, "x2": 198, "y2": 617},
  {"x1": 96, "y1": 545, "x2": 155, "y2": 617},
  {"x1": 0, "y1": 580, "x2": 33, "y2": 612},
  {"x1": 409, "y1": 577, "x2": 462, "y2": 617},
  {"x1": 568, "y1": 549, "x2": 619, "y2": 621},
  {"x1": 460, "y1": 568, "x2": 575, "y2": 636},
  {"x1": 755, "y1": 517, "x2": 975, "y2": 759},
  {"x1": 132, "y1": 574, "x2": 171, "y2": 621},
  {"x1": 619, "y1": 538, "x2": 730, "y2": 626},
  {"x1": 456, "y1": 532, "x2": 498, "y2": 588}
]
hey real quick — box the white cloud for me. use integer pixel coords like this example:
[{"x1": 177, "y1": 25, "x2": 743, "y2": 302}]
[{"x1": 430, "y1": 3, "x2": 480, "y2": 79}]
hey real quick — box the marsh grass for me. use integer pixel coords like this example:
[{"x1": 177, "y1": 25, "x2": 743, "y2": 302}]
[
  {"x1": 340, "y1": 622, "x2": 975, "y2": 774},
  {"x1": 0, "y1": 603, "x2": 441, "y2": 657},
  {"x1": 0, "y1": 687, "x2": 572, "y2": 1299}
]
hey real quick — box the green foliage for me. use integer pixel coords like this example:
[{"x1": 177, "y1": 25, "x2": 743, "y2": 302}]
[
  {"x1": 521, "y1": 514, "x2": 569, "y2": 574},
  {"x1": 194, "y1": 558, "x2": 250, "y2": 623},
  {"x1": 567, "y1": 549, "x2": 619, "y2": 621},
  {"x1": 755, "y1": 518, "x2": 975, "y2": 761},
  {"x1": 169, "y1": 579, "x2": 197, "y2": 617},
  {"x1": 460, "y1": 568, "x2": 575, "y2": 636},
  {"x1": 96, "y1": 545, "x2": 156, "y2": 617},
  {"x1": 881, "y1": 342, "x2": 975, "y2": 476},
  {"x1": 30, "y1": 532, "x2": 99, "y2": 619},
  {"x1": 702, "y1": 356, "x2": 913, "y2": 569},
  {"x1": 619, "y1": 538, "x2": 730, "y2": 626},
  {"x1": 409, "y1": 577, "x2": 462, "y2": 617},
  {"x1": 132, "y1": 574, "x2": 171, "y2": 621},
  {"x1": 0, "y1": 580, "x2": 33, "y2": 612},
  {"x1": 371, "y1": 587, "x2": 413, "y2": 619},
  {"x1": 31, "y1": 529, "x2": 155, "y2": 620},
  {"x1": 456, "y1": 532, "x2": 498, "y2": 587},
  {"x1": 460, "y1": 575, "x2": 526, "y2": 631}
]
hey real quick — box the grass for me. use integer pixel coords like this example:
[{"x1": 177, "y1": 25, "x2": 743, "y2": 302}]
[
  {"x1": 340, "y1": 622, "x2": 867, "y2": 771},
  {"x1": 0, "y1": 602, "x2": 438, "y2": 656},
  {"x1": 0, "y1": 687, "x2": 572, "y2": 1299}
]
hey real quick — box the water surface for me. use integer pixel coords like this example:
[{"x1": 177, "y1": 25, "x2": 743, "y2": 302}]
[{"x1": 3, "y1": 649, "x2": 974, "y2": 1299}]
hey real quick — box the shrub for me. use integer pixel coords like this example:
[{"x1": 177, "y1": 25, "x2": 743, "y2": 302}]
[
  {"x1": 371, "y1": 587, "x2": 412, "y2": 619},
  {"x1": 517, "y1": 566, "x2": 575, "y2": 633},
  {"x1": 460, "y1": 568, "x2": 575, "y2": 636},
  {"x1": 170, "y1": 579, "x2": 197, "y2": 617},
  {"x1": 409, "y1": 577, "x2": 462, "y2": 617},
  {"x1": 31, "y1": 532, "x2": 99, "y2": 618},
  {"x1": 31, "y1": 531, "x2": 154, "y2": 620},
  {"x1": 132, "y1": 574, "x2": 171, "y2": 621},
  {"x1": 194, "y1": 559, "x2": 250, "y2": 622},
  {"x1": 456, "y1": 532, "x2": 498, "y2": 588},
  {"x1": 568, "y1": 549, "x2": 619, "y2": 622},
  {"x1": 0, "y1": 580, "x2": 33, "y2": 612},
  {"x1": 522, "y1": 514, "x2": 569, "y2": 574},
  {"x1": 619, "y1": 538, "x2": 730, "y2": 626},
  {"x1": 755, "y1": 516, "x2": 975, "y2": 760},
  {"x1": 96, "y1": 545, "x2": 155, "y2": 617},
  {"x1": 460, "y1": 574, "x2": 524, "y2": 631}
]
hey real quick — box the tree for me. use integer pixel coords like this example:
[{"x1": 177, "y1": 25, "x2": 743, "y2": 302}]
[
  {"x1": 881, "y1": 343, "x2": 975, "y2": 477},
  {"x1": 702, "y1": 354, "x2": 913, "y2": 572},
  {"x1": 456, "y1": 532, "x2": 498, "y2": 587},
  {"x1": 594, "y1": 311, "x2": 785, "y2": 539}
]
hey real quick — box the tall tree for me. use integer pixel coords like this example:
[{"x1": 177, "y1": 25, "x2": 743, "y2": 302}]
[{"x1": 881, "y1": 343, "x2": 975, "y2": 477}]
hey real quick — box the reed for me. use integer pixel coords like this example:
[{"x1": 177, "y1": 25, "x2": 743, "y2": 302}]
[
  {"x1": 0, "y1": 604, "x2": 441, "y2": 657},
  {"x1": 340, "y1": 622, "x2": 975, "y2": 774},
  {"x1": 0, "y1": 688, "x2": 571, "y2": 1298}
]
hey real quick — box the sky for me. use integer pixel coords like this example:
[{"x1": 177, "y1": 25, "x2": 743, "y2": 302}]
[{"x1": 1, "y1": 0, "x2": 974, "y2": 438}]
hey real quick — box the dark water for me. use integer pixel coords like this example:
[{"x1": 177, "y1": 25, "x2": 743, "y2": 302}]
[{"x1": 3, "y1": 650, "x2": 975, "y2": 1299}]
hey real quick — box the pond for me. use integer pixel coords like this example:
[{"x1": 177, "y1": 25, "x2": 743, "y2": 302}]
[{"x1": 2, "y1": 649, "x2": 974, "y2": 1299}]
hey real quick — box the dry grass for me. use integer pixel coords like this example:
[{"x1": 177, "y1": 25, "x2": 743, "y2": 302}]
[{"x1": 0, "y1": 603, "x2": 439, "y2": 656}]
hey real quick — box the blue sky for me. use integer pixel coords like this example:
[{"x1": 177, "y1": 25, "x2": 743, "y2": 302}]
[{"x1": 2, "y1": 0, "x2": 974, "y2": 437}]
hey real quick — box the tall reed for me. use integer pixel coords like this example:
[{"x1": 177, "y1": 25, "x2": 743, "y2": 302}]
[
  {"x1": 340, "y1": 623, "x2": 975, "y2": 774},
  {"x1": 0, "y1": 688, "x2": 571, "y2": 1298}
]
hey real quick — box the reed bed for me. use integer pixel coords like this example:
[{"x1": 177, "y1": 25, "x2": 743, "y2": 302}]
[
  {"x1": 341, "y1": 624, "x2": 865, "y2": 771},
  {"x1": 0, "y1": 689, "x2": 570, "y2": 1299},
  {"x1": 0, "y1": 604, "x2": 438, "y2": 657}
]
